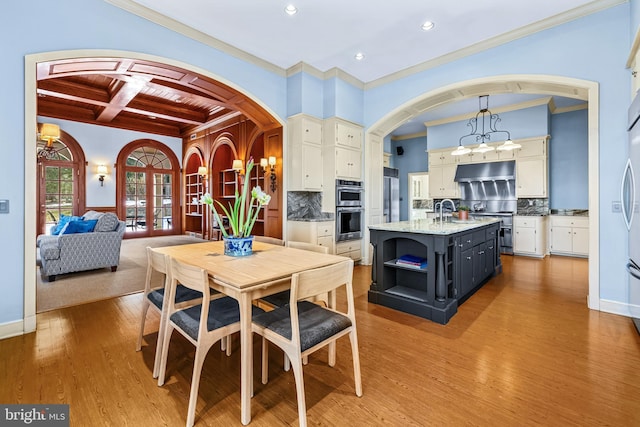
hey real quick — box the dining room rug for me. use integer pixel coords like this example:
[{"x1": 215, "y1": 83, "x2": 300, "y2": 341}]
[{"x1": 36, "y1": 235, "x2": 205, "y2": 313}]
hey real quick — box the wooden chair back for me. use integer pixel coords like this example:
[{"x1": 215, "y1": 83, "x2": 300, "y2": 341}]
[{"x1": 286, "y1": 240, "x2": 330, "y2": 254}]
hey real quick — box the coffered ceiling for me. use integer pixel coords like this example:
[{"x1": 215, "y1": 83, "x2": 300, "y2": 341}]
[{"x1": 36, "y1": 57, "x2": 280, "y2": 138}]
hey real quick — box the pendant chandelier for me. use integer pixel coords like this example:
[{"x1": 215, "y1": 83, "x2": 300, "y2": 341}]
[
  {"x1": 451, "y1": 95, "x2": 520, "y2": 156},
  {"x1": 37, "y1": 123, "x2": 61, "y2": 160}
]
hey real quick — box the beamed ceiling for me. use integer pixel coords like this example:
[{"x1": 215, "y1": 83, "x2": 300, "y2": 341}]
[{"x1": 36, "y1": 58, "x2": 280, "y2": 138}]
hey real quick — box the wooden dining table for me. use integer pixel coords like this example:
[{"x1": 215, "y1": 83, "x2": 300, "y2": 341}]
[{"x1": 153, "y1": 240, "x2": 349, "y2": 425}]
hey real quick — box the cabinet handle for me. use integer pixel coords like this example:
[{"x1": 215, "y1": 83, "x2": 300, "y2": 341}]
[
  {"x1": 488, "y1": 246, "x2": 494, "y2": 249},
  {"x1": 466, "y1": 239, "x2": 472, "y2": 243},
  {"x1": 466, "y1": 256, "x2": 472, "y2": 260},
  {"x1": 478, "y1": 251, "x2": 485, "y2": 255}
]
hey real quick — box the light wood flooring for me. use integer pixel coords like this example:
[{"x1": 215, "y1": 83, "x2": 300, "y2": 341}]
[{"x1": 2, "y1": 255, "x2": 639, "y2": 426}]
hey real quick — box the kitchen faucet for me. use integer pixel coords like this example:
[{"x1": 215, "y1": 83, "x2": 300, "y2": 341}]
[{"x1": 436, "y1": 198, "x2": 456, "y2": 224}]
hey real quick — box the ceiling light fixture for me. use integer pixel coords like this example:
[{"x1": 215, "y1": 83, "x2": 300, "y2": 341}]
[
  {"x1": 453, "y1": 95, "x2": 517, "y2": 155},
  {"x1": 421, "y1": 21, "x2": 435, "y2": 31},
  {"x1": 284, "y1": 5, "x2": 297, "y2": 15},
  {"x1": 354, "y1": 52, "x2": 365, "y2": 61}
]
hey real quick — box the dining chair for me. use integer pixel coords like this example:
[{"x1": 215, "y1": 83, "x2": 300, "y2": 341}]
[
  {"x1": 136, "y1": 247, "x2": 205, "y2": 378},
  {"x1": 261, "y1": 241, "x2": 331, "y2": 371},
  {"x1": 253, "y1": 235, "x2": 285, "y2": 246},
  {"x1": 252, "y1": 259, "x2": 362, "y2": 427},
  {"x1": 157, "y1": 257, "x2": 265, "y2": 427}
]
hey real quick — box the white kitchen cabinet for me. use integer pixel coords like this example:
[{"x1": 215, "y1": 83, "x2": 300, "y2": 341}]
[
  {"x1": 549, "y1": 216, "x2": 589, "y2": 257},
  {"x1": 515, "y1": 137, "x2": 547, "y2": 158},
  {"x1": 335, "y1": 147, "x2": 362, "y2": 180},
  {"x1": 409, "y1": 172, "x2": 429, "y2": 199},
  {"x1": 335, "y1": 121, "x2": 362, "y2": 149},
  {"x1": 429, "y1": 164, "x2": 459, "y2": 199},
  {"x1": 287, "y1": 220, "x2": 335, "y2": 253},
  {"x1": 288, "y1": 114, "x2": 323, "y2": 191},
  {"x1": 517, "y1": 157, "x2": 547, "y2": 198},
  {"x1": 428, "y1": 148, "x2": 460, "y2": 167},
  {"x1": 514, "y1": 215, "x2": 547, "y2": 258},
  {"x1": 336, "y1": 240, "x2": 362, "y2": 261},
  {"x1": 323, "y1": 117, "x2": 363, "y2": 181}
]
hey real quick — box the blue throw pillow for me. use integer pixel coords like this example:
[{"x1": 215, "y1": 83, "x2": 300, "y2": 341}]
[
  {"x1": 62, "y1": 219, "x2": 98, "y2": 234},
  {"x1": 51, "y1": 214, "x2": 83, "y2": 235}
]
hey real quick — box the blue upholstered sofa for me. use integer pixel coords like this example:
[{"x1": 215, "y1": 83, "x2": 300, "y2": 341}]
[{"x1": 37, "y1": 211, "x2": 126, "y2": 282}]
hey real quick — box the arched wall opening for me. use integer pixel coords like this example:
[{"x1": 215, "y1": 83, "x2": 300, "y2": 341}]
[
  {"x1": 24, "y1": 49, "x2": 286, "y2": 332},
  {"x1": 363, "y1": 74, "x2": 599, "y2": 310}
]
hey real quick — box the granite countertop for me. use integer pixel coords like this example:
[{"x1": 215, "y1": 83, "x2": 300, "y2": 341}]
[
  {"x1": 369, "y1": 218, "x2": 501, "y2": 235},
  {"x1": 549, "y1": 209, "x2": 589, "y2": 217},
  {"x1": 288, "y1": 212, "x2": 335, "y2": 222}
]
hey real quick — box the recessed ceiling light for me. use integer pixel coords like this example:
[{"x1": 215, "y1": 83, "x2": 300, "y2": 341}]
[
  {"x1": 421, "y1": 21, "x2": 435, "y2": 31},
  {"x1": 354, "y1": 52, "x2": 365, "y2": 61},
  {"x1": 284, "y1": 5, "x2": 297, "y2": 15},
  {"x1": 148, "y1": 115, "x2": 157, "y2": 120}
]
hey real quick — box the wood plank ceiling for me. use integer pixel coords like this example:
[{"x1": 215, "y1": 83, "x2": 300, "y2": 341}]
[{"x1": 36, "y1": 58, "x2": 280, "y2": 138}]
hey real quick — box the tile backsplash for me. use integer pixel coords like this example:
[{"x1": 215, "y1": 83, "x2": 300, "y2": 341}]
[
  {"x1": 517, "y1": 198, "x2": 549, "y2": 215},
  {"x1": 287, "y1": 191, "x2": 323, "y2": 219}
]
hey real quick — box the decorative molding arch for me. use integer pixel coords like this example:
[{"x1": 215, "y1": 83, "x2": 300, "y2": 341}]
[{"x1": 363, "y1": 74, "x2": 600, "y2": 311}]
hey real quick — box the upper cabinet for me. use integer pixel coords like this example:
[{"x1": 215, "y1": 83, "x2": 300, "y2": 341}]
[
  {"x1": 288, "y1": 114, "x2": 323, "y2": 191},
  {"x1": 323, "y1": 117, "x2": 363, "y2": 181},
  {"x1": 515, "y1": 137, "x2": 548, "y2": 198}
]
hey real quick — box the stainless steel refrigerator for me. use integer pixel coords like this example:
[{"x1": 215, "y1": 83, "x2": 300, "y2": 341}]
[
  {"x1": 383, "y1": 167, "x2": 399, "y2": 223},
  {"x1": 624, "y1": 92, "x2": 640, "y2": 334}
]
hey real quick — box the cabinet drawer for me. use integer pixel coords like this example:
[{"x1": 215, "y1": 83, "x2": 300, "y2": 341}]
[
  {"x1": 317, "y1": 236, "x2": 333, "y2": 248},
  {"x1": 514, "y1": 217, "x2": 536, "y2": 228},
  {"x1": 485, "y1": 227, "x2": 497, "y2": 240},
  {"x1": 458, "y1": 233, "x2": 474, "y2": 250},
  {"x1": 317, "y1": 222, "x2": 333, "y2": 237},
  {"x1": 551, "y1": 216, "x2": 588, "y2": 228},
  {"x1": 336, "y1": 241, "x2": 360, "y2": 254}
]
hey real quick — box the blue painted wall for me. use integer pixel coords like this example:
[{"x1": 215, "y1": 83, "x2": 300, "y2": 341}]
[
  {"x1": 549, "y1": 109, "x2": 589, "y2": 209},
  {"x1": 391, "y1": 136, "x2": 428, "y2": 220}
]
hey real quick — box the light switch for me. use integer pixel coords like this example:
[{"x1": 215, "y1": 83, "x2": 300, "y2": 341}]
[{"x1": 0, "y1": 199, "x2": 8, "y2": 213}]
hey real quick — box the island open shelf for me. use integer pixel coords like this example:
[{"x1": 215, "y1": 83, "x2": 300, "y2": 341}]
[{"x1": 368, "y1": 218, "x2": 501, "y2": 324}]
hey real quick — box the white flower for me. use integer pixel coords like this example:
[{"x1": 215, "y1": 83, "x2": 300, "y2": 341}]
[{"x1": 252, "y1": 186, "x2": 271, "y2": 206}]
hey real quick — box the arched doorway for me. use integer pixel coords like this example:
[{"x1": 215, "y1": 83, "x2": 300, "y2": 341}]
[
  {"x1": 36, "y1": 125, "x2": 86, "y2": 235},
  {"x1": 117, "y1": 139, "x2": 181, "y2": 238},
  {"x1": 364, "y1": 74, "x2": 600, "y2": 310}
]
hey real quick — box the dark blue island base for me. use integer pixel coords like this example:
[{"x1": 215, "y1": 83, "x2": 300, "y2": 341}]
[{"x1": 368, "y1": 219, "x2": 501, "y2": 324}]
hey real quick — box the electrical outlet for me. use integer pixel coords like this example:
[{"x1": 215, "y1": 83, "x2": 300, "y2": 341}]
[{"x1": 612, "y1": 201, "x2": 622, "y2": 213}]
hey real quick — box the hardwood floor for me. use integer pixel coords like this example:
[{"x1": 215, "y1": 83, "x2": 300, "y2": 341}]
[{"x1": 1, "y1": 255, "x2": 639, "y2": 426}]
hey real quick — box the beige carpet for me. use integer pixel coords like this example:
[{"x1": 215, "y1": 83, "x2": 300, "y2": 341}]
[{"x1": 36, "y1": 235, "x2": 206, "y2": 313}]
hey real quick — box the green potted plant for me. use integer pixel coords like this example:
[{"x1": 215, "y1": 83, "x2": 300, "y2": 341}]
[
  {"x1": 200, "y1": 158, "x2": 271, "y2": 256},
  {"x1": 458, "y1": 205, "x2": 470, "y2": 220}
]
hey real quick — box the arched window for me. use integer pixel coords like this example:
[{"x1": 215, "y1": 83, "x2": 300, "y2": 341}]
[
  {"x1": 36, "y1": 125, "x2": 86, "y2": 235},
  {"x1": 117, "y1": 140, "x2": 180, "y2": 238}
]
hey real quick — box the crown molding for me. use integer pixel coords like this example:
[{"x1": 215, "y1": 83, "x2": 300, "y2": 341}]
[
  {"x1": 104, "y1": 0, "x2": 286, "y2": 77},
  {"x1": 286, "y1": 62, "x2": 324, "y2": 80},
  {"x1": 365, "y1": 0, "x2": 625, "y2": 89},
  {"x1": 552, "y1": 103, "x2": 589, "y2": 114}
]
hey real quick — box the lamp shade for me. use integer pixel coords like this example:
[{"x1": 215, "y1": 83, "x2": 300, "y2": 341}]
[
  {"x1": 97, "y1": 165, "x2": 108, "y2": 175},
  {"x1": 197, "y1": 166, "x2": 208, "y2": 176},
  {"x1": 40, "y1": 123, "x2": 60, "y2": 140},
  {"x1": 232, "y1": 159, "x2": 244, "y2": 171},
  {"x1": 268, "y1": 156, "x2": 276, "y2": 166},
  {"x1": 260, "y1": 158, "x2": 268, "y2": 168}
]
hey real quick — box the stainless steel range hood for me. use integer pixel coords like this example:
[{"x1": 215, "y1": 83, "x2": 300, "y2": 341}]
[{"x1": 454, "y1": 160, "x2": 516, "y2": 182}]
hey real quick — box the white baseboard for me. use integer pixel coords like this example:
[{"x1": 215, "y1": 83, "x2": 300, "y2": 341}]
[
  {"x1": 0, "y1": 319, "x2": 26, "y2": 340},
  {"x1": 599, "y1": 298, "x2": 639, "y2": 318}
]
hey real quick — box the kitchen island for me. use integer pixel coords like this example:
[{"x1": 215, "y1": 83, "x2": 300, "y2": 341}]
[{"x1": 368, "y1": 218, "x2": 501, "y2": 324}]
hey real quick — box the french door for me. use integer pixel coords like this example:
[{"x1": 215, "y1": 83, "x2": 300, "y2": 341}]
[{"x1": 121, "y1": 144, "x2": 177, "y2": 237}]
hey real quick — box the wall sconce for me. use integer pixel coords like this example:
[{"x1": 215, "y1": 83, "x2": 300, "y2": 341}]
[
  {"x1": 37, "y1": 123, "x2": 61, "y2": 160},
  {"x1": 232, "y1": 159, "x2": 244, "y2": 175},
  {"x1": 97, "y1": 165, "x2": 109, "y2": 187},
  {"x1": 268, "y1": 156, "x2": 277, "y2": 192},
  {"x1": 197, "y1": 166, "x2": 208, "y2": 178},
  {"x1": 260, "y1": 157, "x2": 268, "y2": 171}
]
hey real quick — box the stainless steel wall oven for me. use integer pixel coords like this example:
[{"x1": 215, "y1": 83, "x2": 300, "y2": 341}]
[{"x1": 336, "y1": 179, "x2": 364, "y2": 241}]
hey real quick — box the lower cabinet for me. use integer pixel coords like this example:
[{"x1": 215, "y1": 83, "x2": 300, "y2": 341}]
[
  {"x1": 336, "y1": 240, "x2": 362, "y2": 261},
  {"x1": 549, "y1": 216, "x2": 589, "y2": 257},
  {"x1": 287, "y1": 220, "x2": 335, "y2": 253},
  {"x1": 513, "y1": 216, "x2": 547, "y2": 258},
  {"x1": 456, "y1": 228, "x2": 498, "y2": 302}
]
